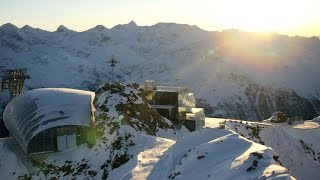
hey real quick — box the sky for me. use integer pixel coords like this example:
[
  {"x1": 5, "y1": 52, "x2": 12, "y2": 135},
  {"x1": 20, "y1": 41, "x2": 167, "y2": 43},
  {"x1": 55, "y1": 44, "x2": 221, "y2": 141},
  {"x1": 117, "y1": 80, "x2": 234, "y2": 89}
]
[{"x1": 0, "y1": 0, "x2": 319, "y2": 36}]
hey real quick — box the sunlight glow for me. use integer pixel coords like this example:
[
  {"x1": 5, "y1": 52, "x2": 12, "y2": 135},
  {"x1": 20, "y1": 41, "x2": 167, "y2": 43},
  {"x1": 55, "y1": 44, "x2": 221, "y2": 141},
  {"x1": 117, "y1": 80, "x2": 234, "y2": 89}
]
[{"x1": 207, "y1": 0, "x2": 311, "y2": 32}]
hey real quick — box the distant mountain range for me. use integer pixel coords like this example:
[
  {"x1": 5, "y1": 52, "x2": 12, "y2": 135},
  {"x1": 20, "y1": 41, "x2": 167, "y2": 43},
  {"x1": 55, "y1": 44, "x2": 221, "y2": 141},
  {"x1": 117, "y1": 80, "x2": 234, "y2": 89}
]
[{"x1": 0, "y1": 22, "x2": 320, "y2": 120}]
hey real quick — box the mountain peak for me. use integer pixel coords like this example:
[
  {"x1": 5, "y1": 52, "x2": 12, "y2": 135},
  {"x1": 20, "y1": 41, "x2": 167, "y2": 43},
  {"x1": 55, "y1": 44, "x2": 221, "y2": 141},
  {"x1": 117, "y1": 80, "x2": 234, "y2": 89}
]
[
  {"x1": 127, "y1": 20, "x2": 137, "y2": 27},
  {"x1": 0, "y1": 23, "x2": 20, "y2": 32},
  {"x1": 122, "y1": 21, "x2": 138, "y2": 29},
  {"x1": 84, "y1": 25, "x2": 109, "y2": 33},
  {"x1": 56, "y1": 25, "x2": 73, "y2": 33},
  {"x1": 21, "y1": 25, "x2": 34, "y2": 31},
  {"x1": 93, "y1": 25, "x2": 108, "y2": 31},
  {"x1": 112, "y1": 21, "x2": 138, "y2": 30}
]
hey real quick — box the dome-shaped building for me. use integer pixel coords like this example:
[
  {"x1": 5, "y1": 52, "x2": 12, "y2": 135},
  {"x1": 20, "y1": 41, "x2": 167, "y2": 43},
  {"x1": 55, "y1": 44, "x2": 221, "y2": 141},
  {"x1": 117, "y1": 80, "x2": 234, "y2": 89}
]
[{"x1": 3, "y1": 88, "x2": 95, "y2": 155}]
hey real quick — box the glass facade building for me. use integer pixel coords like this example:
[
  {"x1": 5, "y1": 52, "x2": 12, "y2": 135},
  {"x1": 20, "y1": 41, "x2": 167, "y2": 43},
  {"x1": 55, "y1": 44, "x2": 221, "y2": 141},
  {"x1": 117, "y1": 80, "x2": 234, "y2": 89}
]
[
  {"x1": 3, "y1": 88, "x2": 95, "y2": 154},
  {"x1": 143, "y1": 80, "x2": 205, "y2": 131}
]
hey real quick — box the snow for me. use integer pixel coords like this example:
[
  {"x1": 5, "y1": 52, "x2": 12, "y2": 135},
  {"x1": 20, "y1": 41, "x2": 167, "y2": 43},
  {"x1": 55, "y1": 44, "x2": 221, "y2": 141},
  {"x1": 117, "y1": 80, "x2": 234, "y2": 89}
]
[
  {"x1": 1, "y1": 22, "x2": 319, "y2": 119},
  {"x1": 293, "y1": 116, "x2": 320, "y2": 129},
  {"x1": 107, "y1": 136, "x2": 175, "y2": 180},
  {"x1": 222, "y1": 118, "x2": 320, "y2": 180},
  {"x1": 0, "y1": 116, "x2": 294, "y2": 179},
  {"x1": 130, "y1": 138, "x2": 174, "y2": 179},
  {"x1": 293, "y1": 121, "x2": 319, "y2": 129},
  {"x1": 205, "y1": 117, "x2": 226, "y2": 128},
  {"x1": 260, "y1": 127, "x2": 320, "y2": 180},
  {"x1": 156, "y1": 86, "x2": 186, "y2": 92},
  {"x1": 0, "y1": 21, "x2": 318, "y2": 179},
  {"x1": 147, "y1": 128, "x2": 292, "y2": 180},
  {"x1": 0, "y1": 138, "x2": 29, "y2": 180}
]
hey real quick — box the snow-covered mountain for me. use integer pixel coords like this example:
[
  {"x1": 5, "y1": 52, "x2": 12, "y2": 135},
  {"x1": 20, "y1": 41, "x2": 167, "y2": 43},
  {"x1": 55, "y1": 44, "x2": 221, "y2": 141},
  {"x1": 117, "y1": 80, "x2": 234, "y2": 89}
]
[
  {"x1": 0, "y1": 121, "x2": 294, "y2": 180},
  {"x1": 0, "y1": 22, "x2": 320, "y2": 120},
  {"x1": 219, "y1": 118, "x2": 320, "y2": 180},
  {"x1": 0, "y1": 83, "x2": 295, "y2": 179}
]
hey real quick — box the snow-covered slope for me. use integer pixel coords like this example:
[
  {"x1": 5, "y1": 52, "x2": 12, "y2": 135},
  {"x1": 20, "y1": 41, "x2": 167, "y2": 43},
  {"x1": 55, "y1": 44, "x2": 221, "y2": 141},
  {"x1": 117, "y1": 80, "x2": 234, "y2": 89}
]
[
  {"x1": 147, "y1": 128, "x2": 293, "y2": 180},
  {"x1": 0, "y1": 128, "x2": 294, "y2": 180},
  {"x1": 0, "y1": 22, "x2": 320, "y2": 120},
  {"x1": 0, "y1": 83, "x2": 294, "y2": 179},
  {"x1": 0, "y1": 138, "x2": 28, "y2": 179},
  {"x1": 216, "y1": 118, "x2": 320, "y2": 180}
]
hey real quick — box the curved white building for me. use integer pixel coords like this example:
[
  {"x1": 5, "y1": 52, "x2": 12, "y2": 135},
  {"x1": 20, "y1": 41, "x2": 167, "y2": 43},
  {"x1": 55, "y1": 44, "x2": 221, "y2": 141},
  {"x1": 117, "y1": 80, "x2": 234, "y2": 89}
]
[{"x1": 3, "y1": 88, "x2": 95, "y2": 154}]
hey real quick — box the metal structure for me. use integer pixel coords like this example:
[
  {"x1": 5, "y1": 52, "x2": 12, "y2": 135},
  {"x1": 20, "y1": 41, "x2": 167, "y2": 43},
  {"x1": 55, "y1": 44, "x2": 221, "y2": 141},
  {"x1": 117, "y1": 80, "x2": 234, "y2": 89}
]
[
  {"x1": 106, "y1": 55, "x2": 118, "y2": 83},
  {"x1": 1, "y1": 69, "x2": 30, "y2": 99},
  {"x1": 3, "y1": 88, "x2": 95, "y2": 155}
]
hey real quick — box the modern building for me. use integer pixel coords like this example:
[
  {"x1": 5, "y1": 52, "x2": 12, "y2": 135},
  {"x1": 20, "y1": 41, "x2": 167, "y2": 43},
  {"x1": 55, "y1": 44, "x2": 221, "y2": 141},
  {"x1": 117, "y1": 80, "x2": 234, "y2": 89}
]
[
  {"x1": 184, "y1": 108, "x2": 206, "y2": 131},
  {"x1": 143, "y1": 80, "x2": 205, "y2": 131},
  {"x1": 3, "y1": 88, "x2": 96, "y2": 158}
]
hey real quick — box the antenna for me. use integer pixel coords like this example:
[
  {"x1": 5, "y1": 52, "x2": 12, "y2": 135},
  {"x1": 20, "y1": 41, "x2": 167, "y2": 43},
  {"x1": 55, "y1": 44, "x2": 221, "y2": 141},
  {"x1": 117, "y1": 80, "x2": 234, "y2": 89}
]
[
  {"x1": 0, "y1": 68, "x2": 30, "y2": 99},
  {"x1": 106, "y1": 55, "x2": 118, "y2": 83}
]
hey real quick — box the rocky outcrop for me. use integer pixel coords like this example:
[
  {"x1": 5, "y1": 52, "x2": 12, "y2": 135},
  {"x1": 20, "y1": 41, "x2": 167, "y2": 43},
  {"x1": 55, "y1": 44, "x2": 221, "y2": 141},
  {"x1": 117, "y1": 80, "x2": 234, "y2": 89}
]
[{"x1": 94, "y1": 83, "x2": 173, "y2": 137}]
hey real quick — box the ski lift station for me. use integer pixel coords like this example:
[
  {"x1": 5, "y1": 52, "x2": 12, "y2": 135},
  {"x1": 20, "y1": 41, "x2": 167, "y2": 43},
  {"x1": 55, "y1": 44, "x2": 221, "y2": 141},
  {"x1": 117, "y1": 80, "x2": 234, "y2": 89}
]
[
  {"x1": 1, "y1": 79, "x2": 204, "y2": 161},
  {"x1": 2, "y1": 88, "x2": 96, "y2": 158}
]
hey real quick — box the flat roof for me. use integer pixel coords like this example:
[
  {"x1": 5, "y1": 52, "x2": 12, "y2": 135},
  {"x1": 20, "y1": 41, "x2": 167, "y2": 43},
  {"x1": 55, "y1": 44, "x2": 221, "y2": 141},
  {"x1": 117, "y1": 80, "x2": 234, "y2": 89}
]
[
  {"x1": 145, "y1": 80, "x2": 155, "y2": 83},
  {"x1": 151, "y1": 104, "x2": 175, "y2": 109},
  {"x1": 186, "y1": 113, "x2": 205, "y2": 121},
  {"x1": 190, "y1": 108, "x2": 204, "y2": 113},
  {"x1": 156, "y1": 86, "x2": 187, "y2": 92}
]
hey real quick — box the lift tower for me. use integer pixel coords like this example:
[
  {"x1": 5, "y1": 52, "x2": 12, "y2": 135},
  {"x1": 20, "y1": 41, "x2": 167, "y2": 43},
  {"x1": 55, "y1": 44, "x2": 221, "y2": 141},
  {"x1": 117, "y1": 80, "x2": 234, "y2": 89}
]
[
  {"x1": 1, "y1": 69, "x2": 30, "y2": 99},
  {"x1": 106, "y1": 55, "x2": 118, "y2": 83}
]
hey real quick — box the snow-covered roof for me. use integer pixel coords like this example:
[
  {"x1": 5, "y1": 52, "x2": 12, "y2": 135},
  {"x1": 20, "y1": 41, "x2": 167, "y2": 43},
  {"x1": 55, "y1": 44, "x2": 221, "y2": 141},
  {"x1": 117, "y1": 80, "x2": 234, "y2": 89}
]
[
  {"x1": 186, "y1": 108, "x2": 205, "y2": 121},
  {"x1": 3, "y1": 88, "x2": 95, "y2": 153},
  {"x1": 189, "y1": 108, "x2": 203, "y2": 113},
  {"x1": 156, "y1": 86, "x2": 187, "y2": 92}
]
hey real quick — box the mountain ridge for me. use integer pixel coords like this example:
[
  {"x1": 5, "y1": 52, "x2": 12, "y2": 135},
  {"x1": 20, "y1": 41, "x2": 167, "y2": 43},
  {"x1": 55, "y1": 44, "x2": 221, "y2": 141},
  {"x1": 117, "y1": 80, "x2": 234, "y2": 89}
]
[
  {"x1": 2, "y1": 21, "x2": 320, "y2": 38},
  {"x1": 0, "y1": 22, "x2": 319, "y2": 120}
]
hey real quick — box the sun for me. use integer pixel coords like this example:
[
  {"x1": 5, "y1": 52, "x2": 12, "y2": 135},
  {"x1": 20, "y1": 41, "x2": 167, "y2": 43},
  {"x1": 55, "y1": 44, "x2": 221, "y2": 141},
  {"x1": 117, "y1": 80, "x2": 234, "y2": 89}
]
[{"x1": 210, "y1": 0, "x2": 310, "y2": 33}]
